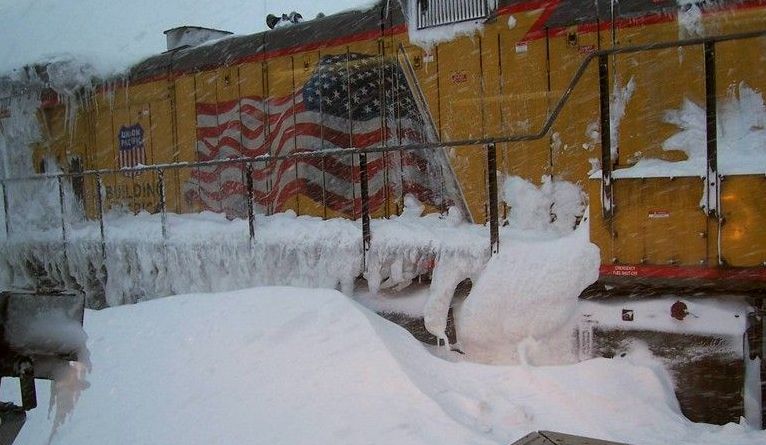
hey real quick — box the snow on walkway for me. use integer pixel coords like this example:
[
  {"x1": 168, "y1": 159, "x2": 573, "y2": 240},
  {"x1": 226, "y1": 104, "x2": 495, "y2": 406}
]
[{"x1": 2, "y1": 286, "x2": 764, "y2": 445}]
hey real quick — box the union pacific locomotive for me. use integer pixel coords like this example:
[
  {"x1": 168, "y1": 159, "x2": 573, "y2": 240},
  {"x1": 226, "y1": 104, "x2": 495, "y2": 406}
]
[
  {"x1": 9, "y1": 0, "x2": 766, "y2": 292},
  {"x1": 2, "y1": 0, "x2": 766, "y2": 427}
]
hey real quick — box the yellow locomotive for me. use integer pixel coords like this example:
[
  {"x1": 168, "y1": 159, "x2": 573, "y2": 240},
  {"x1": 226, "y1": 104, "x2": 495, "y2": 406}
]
[{"x1": 10, "y1": 0, "x2": 766, "y2": 291}]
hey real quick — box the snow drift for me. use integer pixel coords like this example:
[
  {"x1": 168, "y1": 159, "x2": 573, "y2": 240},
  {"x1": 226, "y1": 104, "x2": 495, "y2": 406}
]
[{"x1": 3, "y1": 286, "x2": 764, "y2": 445}]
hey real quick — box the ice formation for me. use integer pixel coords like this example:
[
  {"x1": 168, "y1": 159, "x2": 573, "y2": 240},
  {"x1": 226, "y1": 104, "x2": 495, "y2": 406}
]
[
  {"x1": 366, "y1": 195, "x2": 487, "y2": 295},
  {"x1": 1, "y1": 211, "x2": 364, "y2": 307},
  {"x1": 1, "y1": 195, "x2": 492, "y2": 309},
  {"x1": 0, "y1": 61, "x2": 91, "y2": 239},
  {"x1": 48, "y1": 361, "x2": 90, "y2": 443},
  {"x1": 420, "y1": 176, "x2": 590, "y2": 350}
]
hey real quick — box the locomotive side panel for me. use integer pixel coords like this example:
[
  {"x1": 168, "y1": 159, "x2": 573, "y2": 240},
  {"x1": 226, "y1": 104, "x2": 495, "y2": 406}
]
[
  {"x1": 173, "y1": 73, "x2": 200, "y2": 214},
  {"x1": 496, "y1": 20, "x2": 550, "y2": 188},
  {"x1": 548, "y1": 27, "x2": 602, "y2": 185},
  {"x1": 436, "y1": 35, "x2": 487, "y2": 222}
]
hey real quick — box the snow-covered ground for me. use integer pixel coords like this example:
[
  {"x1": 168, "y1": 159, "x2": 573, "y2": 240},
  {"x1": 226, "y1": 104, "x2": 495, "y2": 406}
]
[{"x1": 2, "y1": 286, "x2": 765, "y2": 445}]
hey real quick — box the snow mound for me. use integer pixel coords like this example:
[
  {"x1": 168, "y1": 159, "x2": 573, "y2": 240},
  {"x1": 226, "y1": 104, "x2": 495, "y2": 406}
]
[
  {"x1": 503, "y1": 176, "x2": 586, "y2": 234},
  {"x1": 456, "y1": 222, "x2": 600, "y2": 365},
  {"x1": 4, "y1": 286, "x2": 764, "y2": 445}
]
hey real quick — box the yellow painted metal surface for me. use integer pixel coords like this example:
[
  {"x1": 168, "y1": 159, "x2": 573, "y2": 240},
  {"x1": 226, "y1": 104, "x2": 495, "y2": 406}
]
[
  {"x1": 587, "y1": 179, "x2": 613, "y2": 264},
  {"x1": 436, "y1": 35, "x2": 487, "y2": 222},
  {"x1": 610, "y1": 178, "x2": 707, "y2": 266},
  {"x1": 173, "y1": 74, "x2": 199, "y2": 213},
  {"x1": 721, "y1": 176, "x2": 766, "y2": 267},
  {"x1": 549, "y1": 28, "x2": 600, "y2": 185},
  {"x1": 615, "y1": 22, "x2": 704, "y2": 168},
  {"x1": 497, "y1": 21, "x2": 550, "y2": 187}
]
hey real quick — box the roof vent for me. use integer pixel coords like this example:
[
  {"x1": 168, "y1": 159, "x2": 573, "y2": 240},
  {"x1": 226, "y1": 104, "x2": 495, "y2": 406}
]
[
  {"x1": 416, "y1": 0, "x2": 496, "y2": 29},
  {"x1": 163, "y1": 26, "x2": 233, "y2": 51}
]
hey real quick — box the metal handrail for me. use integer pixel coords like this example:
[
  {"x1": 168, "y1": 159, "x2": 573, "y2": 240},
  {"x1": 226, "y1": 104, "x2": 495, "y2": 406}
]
[
  {"x1": 1, "y1": 29, "x2": 763, "y2": 185},
  {"x1": 2, "y1": 28, "x2": 765, "y2": 260}
]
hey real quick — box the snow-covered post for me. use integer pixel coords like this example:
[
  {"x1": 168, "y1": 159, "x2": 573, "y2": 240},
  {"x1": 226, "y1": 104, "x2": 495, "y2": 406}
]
[
  {"x1": 598, "y1": 53, "x2": 614, "y2": 219},
  {"x1": 359, "y1": 152, "x2": 371, "y2": 262},
  {"x1": 57, "y1": 176, "x2": 68, "y2": 245},
  {"x1": 158, "y1": 168, "x2": 168, "y2": 240},
  {"x1": 245, "y1": 161, "x2": 255, "y2": 240},
  {"x1": 704, "y1": 41, "x2": 719, "y2": 219},
  {"x1": 486, "y1": 143, "x2": 499, "y2": 254},
  {"x1": 95, "y1": 172, "x2": 106, "y2": 260},
  {"x1": 1, "y1": 179, "x2": 9, "y2": 238}
]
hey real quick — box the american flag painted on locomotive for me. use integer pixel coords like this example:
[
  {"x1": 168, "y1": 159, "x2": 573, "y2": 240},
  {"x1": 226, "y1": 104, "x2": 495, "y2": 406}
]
[{"x1": 183, "y1": 53, "x2": 461, "y2": 218}]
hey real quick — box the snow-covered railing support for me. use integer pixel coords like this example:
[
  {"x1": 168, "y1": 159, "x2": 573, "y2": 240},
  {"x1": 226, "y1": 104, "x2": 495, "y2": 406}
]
[
  {"x1": 245, "y1": 162, "x2": 256, "y2": 240},
  {"x1": 1, "y1": 182, "x2": 10, "y2": 238},
  {"x1": 56, "y1": 176, "x2": 68, "y2": 247},
  {"x1": 486, "y1": 143, "x2": 499, "y2": 254},
  {"x1": 158, "y1": 168, "x2": 168, "y2": 240},
  {"x1": 598, "y1": 53, "x2": 614, "y2": 220},
  {"x1": 359, "y1": 152, "x2": 372, "y2": 261},
  {"x1": 703, "y1": 41, "x2": 723, "y2": 266},
  {"x1": 95, "y1": 172, "x2": 107, "y2": 261}
]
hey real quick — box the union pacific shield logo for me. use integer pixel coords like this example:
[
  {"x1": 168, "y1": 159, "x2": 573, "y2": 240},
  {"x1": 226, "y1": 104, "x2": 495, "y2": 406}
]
[{"x1": 118, "y1": 124, "x2": 146, "y2": 176}]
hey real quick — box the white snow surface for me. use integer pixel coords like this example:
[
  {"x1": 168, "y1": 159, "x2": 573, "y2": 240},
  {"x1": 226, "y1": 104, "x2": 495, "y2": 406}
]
[
  {"x1": 593, "y1": 83, "x2": 766, "y2": 179},
  {"x1": 578, "y1": 297, "x2": 750, "y2": 338},
  {"x1": 3, "y1": 286, "x2": 765, "y2": 445},
  {"x1": 503, "y1": 175, "x2": 587, "y2": 234},
  {"x1": 0, "y1": 0, "x2": 378, "y2": 77}
]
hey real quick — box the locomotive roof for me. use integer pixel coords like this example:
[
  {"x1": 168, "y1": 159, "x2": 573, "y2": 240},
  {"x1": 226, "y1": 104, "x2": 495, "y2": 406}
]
[{"x1": 115, "y1": 0, "x2": 757, "y2": 84}]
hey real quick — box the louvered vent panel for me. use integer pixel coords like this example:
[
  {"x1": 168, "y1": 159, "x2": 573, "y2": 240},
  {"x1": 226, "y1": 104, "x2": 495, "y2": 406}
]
[{"x1": 416, "y1": 0, "x2": 496, "y2": 29}]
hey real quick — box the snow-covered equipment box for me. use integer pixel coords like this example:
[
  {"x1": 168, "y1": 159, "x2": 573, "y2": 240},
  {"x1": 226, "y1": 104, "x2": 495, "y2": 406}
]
[{"x1": 0, "y1": 290, "x2": 85, "y2": 395}]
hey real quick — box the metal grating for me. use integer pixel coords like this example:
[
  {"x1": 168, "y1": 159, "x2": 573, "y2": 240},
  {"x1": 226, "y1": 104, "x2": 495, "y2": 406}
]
[{"x1": 416, "y1": 0, "x2": 496, "y2": 29}]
